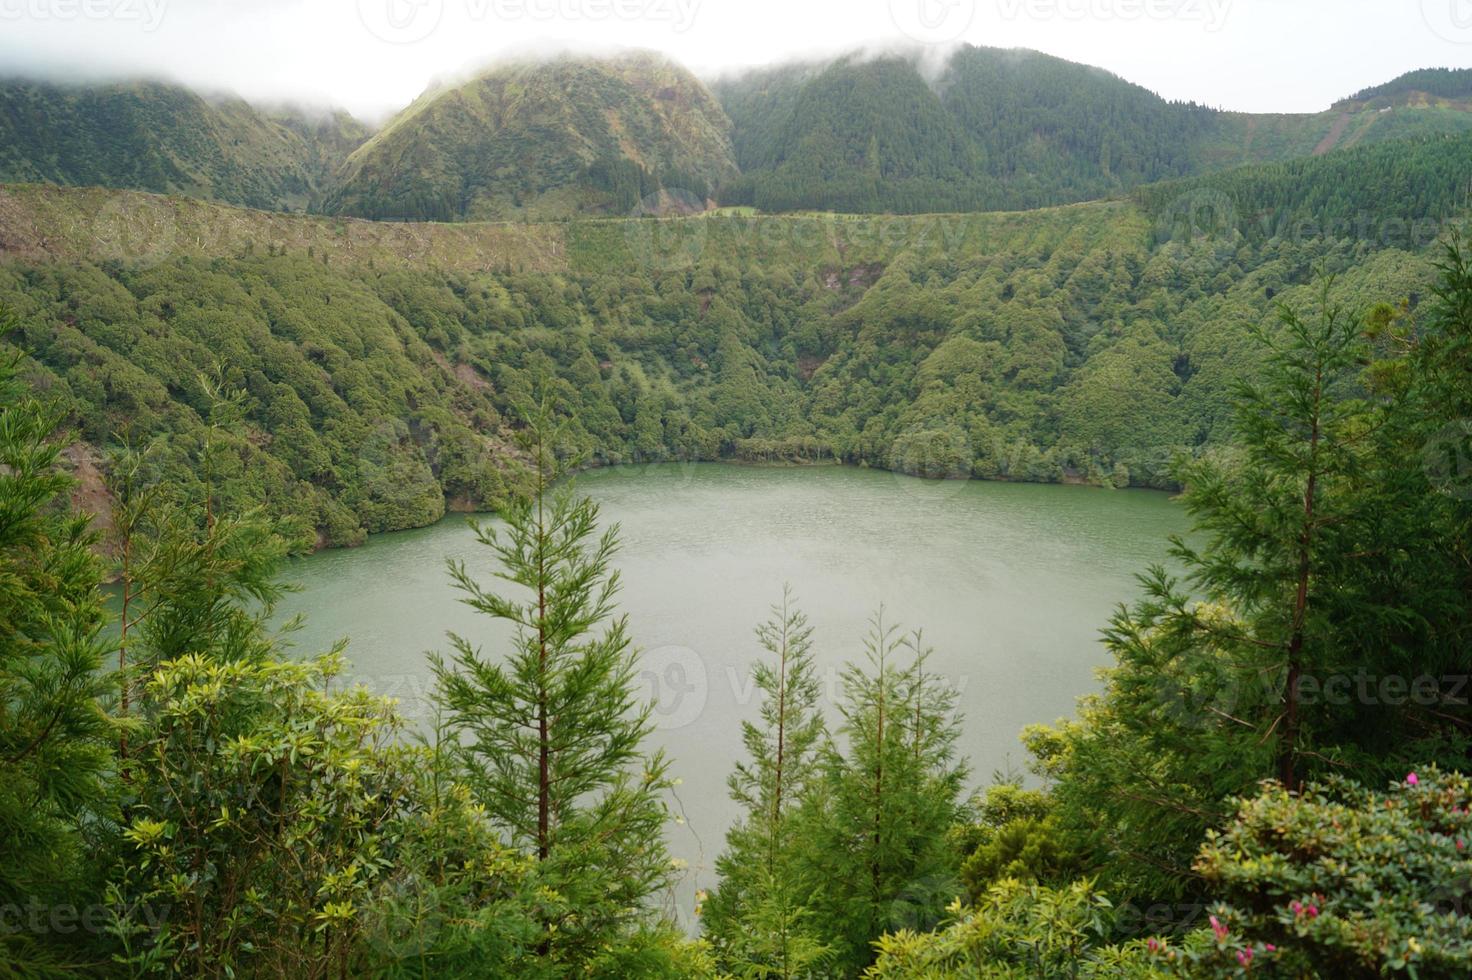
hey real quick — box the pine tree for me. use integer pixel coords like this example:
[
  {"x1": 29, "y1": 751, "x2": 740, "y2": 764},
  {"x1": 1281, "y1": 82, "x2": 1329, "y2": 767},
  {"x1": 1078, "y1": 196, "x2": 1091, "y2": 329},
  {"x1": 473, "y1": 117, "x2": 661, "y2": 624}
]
[
  {"x1": 431, "y1": 394, "x2": 674, "y2": 967},
  {"x1": 0, "y1": 337, "x2": 115, "y2": 971},
  {"x1": 704, "y1": 586, "x2": 830, "y2": 978},
  {"x1": 1035, "y1": 279, "x2": 1451, "y2": 903},
  {"x1": 801, "y1": 612, "x2": 967, "y2": 975},
  {"x1": 1170, "y1": 282, "x2": 1373, "y2": 791}
]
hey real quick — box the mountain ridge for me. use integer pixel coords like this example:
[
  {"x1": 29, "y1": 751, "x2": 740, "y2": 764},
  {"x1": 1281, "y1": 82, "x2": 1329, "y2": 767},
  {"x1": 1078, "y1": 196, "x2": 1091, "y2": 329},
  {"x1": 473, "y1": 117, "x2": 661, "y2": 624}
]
[
  {"x1": 713, "y1": 45, "x2": 1472, "y2": 213},
  {"x1": 0, "y1": 77, "x2": 369, "y2": 212},
  {"x1": 4, "y1": 50, "x2": 1472, "y2": 221}
]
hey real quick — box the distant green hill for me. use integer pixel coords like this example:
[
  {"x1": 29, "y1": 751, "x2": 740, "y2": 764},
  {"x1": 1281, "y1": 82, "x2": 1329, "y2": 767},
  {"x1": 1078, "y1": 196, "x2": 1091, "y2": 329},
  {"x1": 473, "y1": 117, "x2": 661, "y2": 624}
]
[
  {"x1": 4, "y1": 51, "x2": 1472, "y2": 223},
  {"x1": 715, "y1": 47, "x2": 1219, "y2": 212},
  {"x1": 325, "y1": 51, "x2": 739, "y2": 222},
  {"x1": 713, "y1": 46, "x2": 1472, "y2": 215},
  {"x1": 0, "y1": 78, "x2": 366, "y2": 211}
]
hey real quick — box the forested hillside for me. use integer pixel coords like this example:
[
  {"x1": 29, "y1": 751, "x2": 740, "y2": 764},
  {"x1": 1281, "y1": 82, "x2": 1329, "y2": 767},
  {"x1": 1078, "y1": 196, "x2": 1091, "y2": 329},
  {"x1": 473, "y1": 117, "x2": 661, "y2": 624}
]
[
  {"x1": 326, "y1": 52, "x2": 739, "y2": 221},
  {"x1": 6, "y1": 50, "x2": 1471, "y2": 223},
  {"x1": 0, "y1": 78, "x2": 366, "y2": 211},
  {"x1": 714, "y1": 46, "x2": 1472, "y2": 215},
  {"x1": 2, "y1": 127, "x2": 1467, "y2": 548}
]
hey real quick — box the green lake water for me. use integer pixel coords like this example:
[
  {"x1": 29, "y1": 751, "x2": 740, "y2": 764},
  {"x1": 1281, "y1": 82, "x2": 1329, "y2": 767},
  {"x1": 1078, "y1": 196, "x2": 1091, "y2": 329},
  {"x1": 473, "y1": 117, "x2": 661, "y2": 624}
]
[{"x1": 272, "y1": 462, "x2": 1186, "y2": 927}]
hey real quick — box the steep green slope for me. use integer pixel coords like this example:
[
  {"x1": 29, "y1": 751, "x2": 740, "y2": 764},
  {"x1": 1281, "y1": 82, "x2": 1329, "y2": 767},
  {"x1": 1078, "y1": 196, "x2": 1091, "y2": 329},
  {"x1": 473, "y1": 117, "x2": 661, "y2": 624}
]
[
  {"x1": 715, "y1": 54, "x2": 981, "y2": 213},
  {"x1": 0, "y1": 79, "x2": 367, "y2": 211},
  {"x1": 268, "y1": 106, "x2": 374, "y2": 186},
  {"x1": 1137, "y1": 132, "x2": 1472, "y2": 245},
  {"x1": 936, "y1": 46, "x2": 1217, "y2": 202},
  {"x1": 714, "y1": 46, "x2": 1472, "y2": 214},
  {"x1": 1, "y1": 133, "x2": 1465, "y2": 546},
  {"x1": 327, "y1": 52, "x2": 738, "y2": 221}
]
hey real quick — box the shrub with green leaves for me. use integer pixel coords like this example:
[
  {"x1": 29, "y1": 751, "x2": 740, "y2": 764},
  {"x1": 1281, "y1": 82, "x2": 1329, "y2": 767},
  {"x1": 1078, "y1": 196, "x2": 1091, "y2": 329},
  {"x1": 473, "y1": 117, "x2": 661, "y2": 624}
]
[
  {"x1": 1182, "y1": 769, "x2": 1472, "y2": 978},
  {"x1": 114, "y1": 652, "x2": 417, "y2": 977},
  {"x1": 955, "y1": 783, "x2": 1081, "y2": 900},
  {"x1": 866, "y1": 878, "x2": 1163, "y2": 979}
]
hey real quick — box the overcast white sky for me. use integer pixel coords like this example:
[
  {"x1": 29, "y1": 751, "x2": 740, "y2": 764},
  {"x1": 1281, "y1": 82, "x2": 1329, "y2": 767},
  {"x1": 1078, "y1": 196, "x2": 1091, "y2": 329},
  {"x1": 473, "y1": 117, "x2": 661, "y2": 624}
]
[{"x1": 0, "y1": 0, "x2": 1468, "y2": 121}]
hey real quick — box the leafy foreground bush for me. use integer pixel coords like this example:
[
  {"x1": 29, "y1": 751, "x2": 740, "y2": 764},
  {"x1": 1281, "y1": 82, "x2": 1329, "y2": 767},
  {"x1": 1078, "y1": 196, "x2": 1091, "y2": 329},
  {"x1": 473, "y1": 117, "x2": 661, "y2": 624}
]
[
  {"x1": 867, "y1": 878, "x2": 1165, "y2": 979},
  {"x1": 869, "y1": 771, "x2": 1472, "y2": 979},
  {"x1": 1180, "y1": 769, "x2": 1472, "y2": 978}
]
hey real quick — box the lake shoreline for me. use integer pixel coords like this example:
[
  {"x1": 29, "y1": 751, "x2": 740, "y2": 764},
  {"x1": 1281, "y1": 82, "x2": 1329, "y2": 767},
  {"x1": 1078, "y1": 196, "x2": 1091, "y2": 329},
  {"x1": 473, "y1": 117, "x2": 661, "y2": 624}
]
[{"x1": 307, "y1": 458, "x2": 1181, "y2": 555}]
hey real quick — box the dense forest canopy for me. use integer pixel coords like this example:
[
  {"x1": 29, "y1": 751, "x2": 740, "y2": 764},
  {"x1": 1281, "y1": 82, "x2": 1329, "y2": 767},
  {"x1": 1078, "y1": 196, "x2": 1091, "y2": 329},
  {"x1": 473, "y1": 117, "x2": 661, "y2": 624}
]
[
  {"x1": 325, "y1": 52, "x2": 738, "y2": 222},
  {"x1": 2, "y1": 125, "x2": 1468, "y2": 548}
]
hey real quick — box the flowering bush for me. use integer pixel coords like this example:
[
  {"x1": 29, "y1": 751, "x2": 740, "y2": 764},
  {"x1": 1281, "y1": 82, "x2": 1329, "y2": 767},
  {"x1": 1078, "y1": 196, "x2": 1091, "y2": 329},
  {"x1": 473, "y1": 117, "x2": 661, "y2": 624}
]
[{"x1": 1172, "y1": 769, "x2": 1472, "y2": 977}]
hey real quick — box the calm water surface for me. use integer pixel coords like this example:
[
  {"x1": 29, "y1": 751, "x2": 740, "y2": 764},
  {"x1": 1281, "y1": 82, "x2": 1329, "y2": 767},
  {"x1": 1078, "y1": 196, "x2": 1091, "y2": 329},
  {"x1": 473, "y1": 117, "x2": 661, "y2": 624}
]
[{"x1": 273, "y1": 463, "x2": 1186, "y2": 926}]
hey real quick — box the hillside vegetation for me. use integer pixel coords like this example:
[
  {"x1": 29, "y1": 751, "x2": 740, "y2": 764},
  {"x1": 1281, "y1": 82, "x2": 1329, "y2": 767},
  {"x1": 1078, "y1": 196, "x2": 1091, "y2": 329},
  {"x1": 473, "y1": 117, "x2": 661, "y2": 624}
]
[
  {"x1": 1343, "y1": 66, "x2": 1472, "y2": 104},
  {"x1": 713, "y1": 46, "x2": 1472, "y2": 214},
  {"x1": 326, "y1": 52, "x2": 739, "y2": 221},
  {"x1": 4, "y1": 229, "x2": 1472, "y2": 978},
  {"x1": 0, "y1": 78, "x2": 366, "y2": 211},
  {"x1": 3, "y1": 130, "x2": 1468, "y2": 547},
  {"x1": 7, "y1": 50, "x2": 1472, "y2": 223}
]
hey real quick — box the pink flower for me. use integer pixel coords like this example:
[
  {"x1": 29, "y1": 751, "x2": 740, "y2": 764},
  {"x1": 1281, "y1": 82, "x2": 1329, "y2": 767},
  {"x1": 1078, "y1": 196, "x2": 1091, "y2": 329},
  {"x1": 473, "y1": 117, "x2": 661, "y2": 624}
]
[
  {"x1": 1147, "y1": 938, "x2": 1159, "y2": 952},
  {"x1": 1265, "y1": 944, "x2": 1277, "y2": 953},
  {"x1": 1238, "y1": 948, "x2": 1255, "y2": 967},
  {"x1": 1407, "y1": 772, "x2": 1420, "y2": 786},
  {"x1": 1210, "y1": 914, "x2": 1229, "y2": 942},
  {"x1": 1458, "y1": 839, "x2": 1465, "y2": 851},
  {"x1": 1307, "y1": 904, "x2": 1319, "y2": 918}
]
